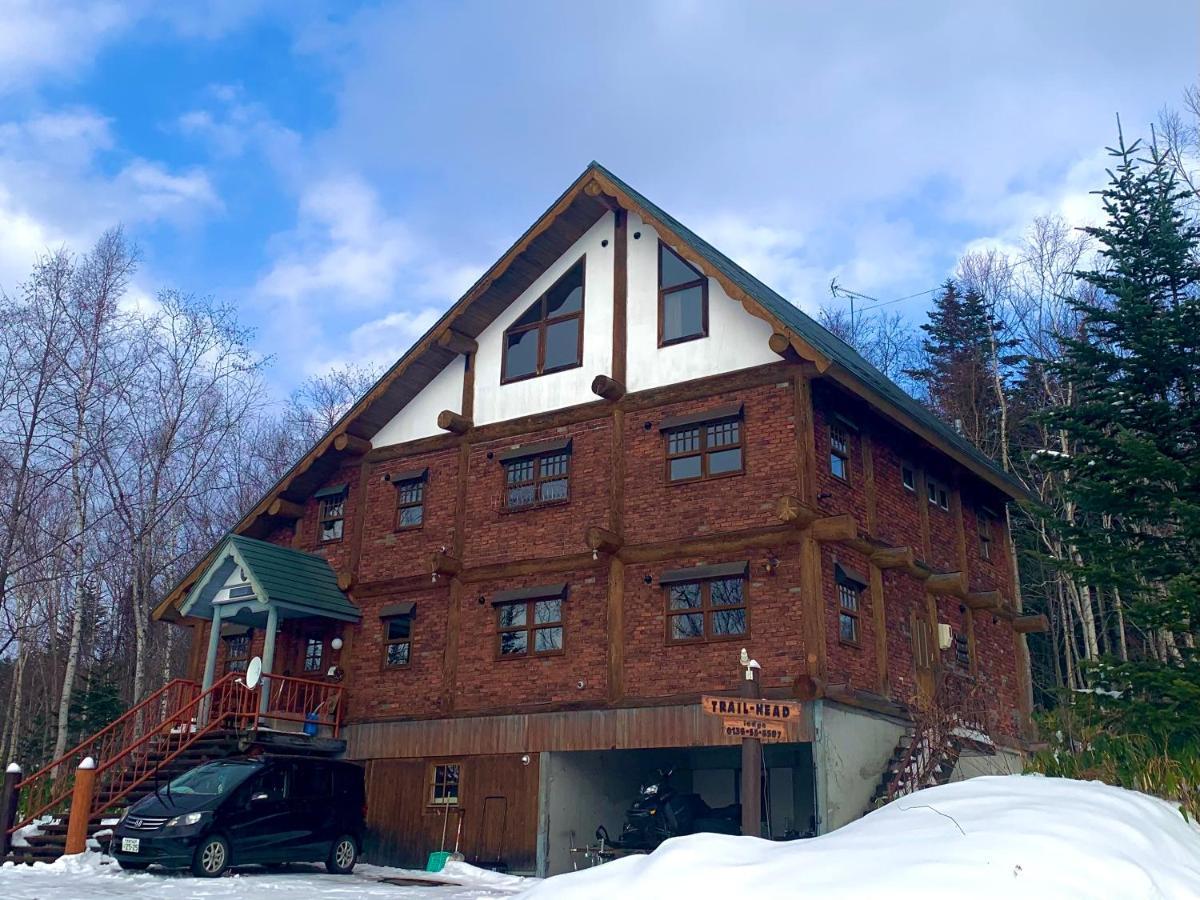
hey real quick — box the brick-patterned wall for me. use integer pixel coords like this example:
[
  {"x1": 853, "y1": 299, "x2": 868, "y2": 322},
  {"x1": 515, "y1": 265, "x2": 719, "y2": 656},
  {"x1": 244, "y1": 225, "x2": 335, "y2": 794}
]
[
  {"x1": 464, "y1": 420, "x2": 613, "y2": 568},
  {"x1": 623, "y1": 549, "x2": 806, "y2": 699},
  {"x1": 358, "y1": 448, "x2": 461, "y2": 584},
  {"x1": 206, "y1": 366, "x2": 1026, "y2": 742},
  {"x1": 623, "y1": 382, "x2": 795, "y2": 545},
  {"x1": 454, "y1": 568, "x2": 609, "y2": 713},
  {"x1": 822, "y1": 545, "x2": 879, "y2": 694},
  {"x1": 343, "y1": 587, "x2": 451, "y2": 721}
]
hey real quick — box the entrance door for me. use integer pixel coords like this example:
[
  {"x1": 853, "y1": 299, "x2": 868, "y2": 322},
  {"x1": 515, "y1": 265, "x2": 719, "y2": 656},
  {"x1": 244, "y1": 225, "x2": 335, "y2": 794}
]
[{"x1": 910, "y1": 610, "x2": 935, "y2": 706}]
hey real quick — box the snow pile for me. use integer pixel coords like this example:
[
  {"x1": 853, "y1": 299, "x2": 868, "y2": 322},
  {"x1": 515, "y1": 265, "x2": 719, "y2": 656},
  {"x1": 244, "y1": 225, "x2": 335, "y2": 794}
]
[
  {"x1": 0, "y1": 852, "x2": 530, "y2": 899},
  {"x1": 521, "y1": 776, "x2": 1200, "y2": 900}
]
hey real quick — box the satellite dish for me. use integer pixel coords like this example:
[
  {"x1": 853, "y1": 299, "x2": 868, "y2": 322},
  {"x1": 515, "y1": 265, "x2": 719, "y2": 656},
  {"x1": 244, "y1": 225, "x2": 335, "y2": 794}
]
[{"x1": 245, "y1": 656, "x2": 263, "y2": 690}]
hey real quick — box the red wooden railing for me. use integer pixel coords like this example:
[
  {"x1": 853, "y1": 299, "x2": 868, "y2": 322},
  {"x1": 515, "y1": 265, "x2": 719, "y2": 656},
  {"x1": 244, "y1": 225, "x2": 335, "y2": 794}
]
[
  {"x1": 10, "y1": 679, "x2": 199, "y2": 830},
  {"x1": 260, "y1": 673, "x2": 343, "y2": 737},
  {"x1": 6, "y1": 671, "x2": 345, "y2": 837},
  {"x1": 85, "y1": 673, "x2": 260, "y2": 821}
]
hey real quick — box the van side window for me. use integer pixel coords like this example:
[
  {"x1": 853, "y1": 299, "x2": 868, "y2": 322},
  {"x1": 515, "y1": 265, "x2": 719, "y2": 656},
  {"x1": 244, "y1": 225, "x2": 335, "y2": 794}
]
[
  {"x1": 292, "y1": 762, "x2": 330, "y2": 800},
  {"x1": 256, "y1": 766, "x2": 287, "y2": 802}
]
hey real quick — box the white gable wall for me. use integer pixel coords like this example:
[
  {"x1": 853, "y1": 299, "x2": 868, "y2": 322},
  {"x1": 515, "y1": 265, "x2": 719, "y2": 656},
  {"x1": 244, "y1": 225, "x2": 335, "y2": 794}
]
[
  {"x1": 473, "y1": 212, "x2": 614, "y2": 426},
  {"x1": 372, "y1": 356, "x2": 464, "y2": 446},
  {"x1": 371, "y1": 208, "x2": 782, "y2": 448},
  {"x1": 625, "y1": 213, "x2": 778, "y2": 393}
]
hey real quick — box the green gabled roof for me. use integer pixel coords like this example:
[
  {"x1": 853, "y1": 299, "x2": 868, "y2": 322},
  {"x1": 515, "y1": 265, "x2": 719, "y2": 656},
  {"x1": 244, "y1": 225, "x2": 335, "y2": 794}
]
[
  {"x1": 590, "y1": 162, "x2": 1025, "y2": 499},
  {"x1": 226, "y1": 535, "x2": 359, "y2": 620}
]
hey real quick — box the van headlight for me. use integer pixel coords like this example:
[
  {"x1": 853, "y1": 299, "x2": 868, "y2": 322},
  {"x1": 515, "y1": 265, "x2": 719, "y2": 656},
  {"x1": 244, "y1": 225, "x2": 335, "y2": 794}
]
[{"x1": 165, "y1": 812, "x2": 206, "y2": 828}]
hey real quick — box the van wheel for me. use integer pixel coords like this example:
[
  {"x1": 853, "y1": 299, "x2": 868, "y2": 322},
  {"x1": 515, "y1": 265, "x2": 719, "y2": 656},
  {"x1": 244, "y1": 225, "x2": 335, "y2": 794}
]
[
  {"x1": 192, "y1": 835, "x2": 230, "y2": 878},
  {"x1": 326, "y1": 834, "x2": 357, "y2": 874}
]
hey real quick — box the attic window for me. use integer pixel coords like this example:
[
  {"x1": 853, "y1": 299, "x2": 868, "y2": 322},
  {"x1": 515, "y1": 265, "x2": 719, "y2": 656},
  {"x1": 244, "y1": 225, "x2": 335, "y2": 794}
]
[
  {"x1": 658, "y1": 242, "x2": 708, "y2": 346},
  {"x1": 927, "y1": 477, "x2": 950, "y2": 512},
  {"x1": 502, "y1": 258, "x2": 585, "y2": 383},
  {"x1": 901, "y1": 463, "x2": 916, "y2": 493}
]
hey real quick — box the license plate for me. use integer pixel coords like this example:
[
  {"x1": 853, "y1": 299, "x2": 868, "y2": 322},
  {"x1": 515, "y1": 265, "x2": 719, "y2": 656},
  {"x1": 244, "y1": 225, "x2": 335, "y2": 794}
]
[{"x1": 121, "y1": 837, "x2": 140, "y2": 853}]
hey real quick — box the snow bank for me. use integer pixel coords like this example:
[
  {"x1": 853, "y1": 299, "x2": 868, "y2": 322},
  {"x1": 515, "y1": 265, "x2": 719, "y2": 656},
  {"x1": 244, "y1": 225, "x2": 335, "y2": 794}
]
[{"x1": 521, "y1": 776, "x2": 1200, "y2": 900}]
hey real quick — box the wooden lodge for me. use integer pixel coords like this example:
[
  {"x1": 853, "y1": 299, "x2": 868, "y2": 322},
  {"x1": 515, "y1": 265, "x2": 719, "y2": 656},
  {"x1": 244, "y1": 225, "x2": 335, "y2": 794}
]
[{"x1": 127, "y1": 163, "x2": 1039, "y2": 875}]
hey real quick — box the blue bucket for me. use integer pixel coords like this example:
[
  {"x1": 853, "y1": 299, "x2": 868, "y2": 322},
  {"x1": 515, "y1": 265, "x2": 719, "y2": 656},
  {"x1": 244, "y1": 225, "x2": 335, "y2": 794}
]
[{"x1": 303, "y1": 711, "x2": 319, "y2": 736}]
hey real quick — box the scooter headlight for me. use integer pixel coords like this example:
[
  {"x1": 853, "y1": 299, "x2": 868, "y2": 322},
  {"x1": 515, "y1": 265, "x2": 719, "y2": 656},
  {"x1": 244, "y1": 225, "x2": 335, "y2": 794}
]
[{"x1": 165, "y1": 811, "x2": 206, "y2": 828}]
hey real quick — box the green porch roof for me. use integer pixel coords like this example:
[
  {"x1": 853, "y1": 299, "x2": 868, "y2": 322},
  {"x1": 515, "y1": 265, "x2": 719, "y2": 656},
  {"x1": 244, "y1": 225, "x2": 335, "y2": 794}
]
[{"x1": 182, "y1": 534, "x2": 360, "y2": 623}]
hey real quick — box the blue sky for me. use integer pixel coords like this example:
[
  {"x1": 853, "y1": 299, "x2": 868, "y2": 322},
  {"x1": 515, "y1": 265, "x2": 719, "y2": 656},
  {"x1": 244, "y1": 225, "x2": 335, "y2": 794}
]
[{"x1": 1, "y1": 1, "x2": 1196, "y2": 396}]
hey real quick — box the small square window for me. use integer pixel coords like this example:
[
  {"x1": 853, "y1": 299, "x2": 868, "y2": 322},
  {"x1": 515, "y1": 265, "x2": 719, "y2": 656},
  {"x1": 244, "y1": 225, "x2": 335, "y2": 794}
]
[
  {"x1": 504, "y1": 450, "x2": 570, "y2": 510},
  {"x1": 665, "y1": 576, "x2": 747, "y2": 643},
  {"x1": 978, "y1": 508, "x2": 995, "y2": 560},
  {"x1": 429, "y1": 763, "x2": 461, "y2": 806},
  {"x1": 497, "y1": 594, "x2": 564, "y2": 657},
  {"x1": 901, "y1": 464, "x2": 916, "y2": 493},
  {"x1": 927, "y1": 478, "x2": 949, "y2": 511}
]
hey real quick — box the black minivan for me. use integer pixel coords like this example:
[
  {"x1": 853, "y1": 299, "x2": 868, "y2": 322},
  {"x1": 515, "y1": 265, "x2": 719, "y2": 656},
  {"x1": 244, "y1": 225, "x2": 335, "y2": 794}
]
[{"x1": 111, "y1": 756, "x2": 365, "y2": 877}]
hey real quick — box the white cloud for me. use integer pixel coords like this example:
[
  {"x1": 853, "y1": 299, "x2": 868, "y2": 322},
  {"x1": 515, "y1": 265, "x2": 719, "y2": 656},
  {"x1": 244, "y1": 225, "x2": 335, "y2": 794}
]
[
  {"x1": 308, "y1": 307, "x2": 443, "y2": 375},
  {"x1": 0, "y1": 0, "x2": 131, "y2": 93}
]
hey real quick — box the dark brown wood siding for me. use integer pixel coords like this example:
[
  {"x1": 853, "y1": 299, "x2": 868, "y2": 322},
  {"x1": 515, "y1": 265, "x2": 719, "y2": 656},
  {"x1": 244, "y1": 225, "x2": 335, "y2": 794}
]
[{"x1": 365, "y1": 753, "x2": 539, "y2": 871}]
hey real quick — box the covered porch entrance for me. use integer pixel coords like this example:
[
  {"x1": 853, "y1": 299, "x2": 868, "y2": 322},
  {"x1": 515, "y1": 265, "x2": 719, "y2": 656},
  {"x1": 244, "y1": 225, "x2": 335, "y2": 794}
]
[{"x1": 181, "y1": 534, "x2": 361, "y2": 738}]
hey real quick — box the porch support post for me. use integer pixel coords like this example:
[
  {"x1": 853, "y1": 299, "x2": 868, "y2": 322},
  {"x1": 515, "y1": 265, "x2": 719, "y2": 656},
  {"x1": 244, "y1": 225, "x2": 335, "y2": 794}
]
[
  {"x1": 259, "y1": 604, "x2": 279, "y2": 715},
  {"x1": 199, "y1": 604, "x2": 224, "y2": 725}
]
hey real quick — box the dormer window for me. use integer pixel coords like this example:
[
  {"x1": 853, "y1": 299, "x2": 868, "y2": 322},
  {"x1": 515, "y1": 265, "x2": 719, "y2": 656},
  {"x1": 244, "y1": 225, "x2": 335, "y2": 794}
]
[
  {"x1": 502, "y1": 258, "x2": 584, "y2": 383},
  {"x1": 659, "y1": 242, "x2": 708, "y2": 345}
]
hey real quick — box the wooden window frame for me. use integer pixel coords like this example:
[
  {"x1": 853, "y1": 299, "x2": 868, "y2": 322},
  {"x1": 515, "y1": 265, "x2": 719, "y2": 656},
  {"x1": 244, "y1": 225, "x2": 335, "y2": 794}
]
[
  {"x1": 837, "y1": 581, "x2": 862, "y2": 647},
  {"x1": 502, "y1": 449, "x2": 571, "y2": 512},
  {"x1": 977, "y1": 507, "x2": 994, "y2": 561},
  {"x1": 953, "y1": 630, "x2": 971, "y2": 670},
  {"x1": 500, "y1": 257, "x2": 586, "y2": 384},
  {"x1": 495, "y1": 596, "x2": 565, "y2": 660},
  {"x1": 664, "y1": 576, "x2": 748, "y2": 645},
  {"x1": 318, "y1": 491, "x2": 346, "y2": 543},
  {"x1": 663, "y1": 415, "x2": 744, "y2": 485},
  {"x1": 658, "y1": 240, "x2": 709, "y2": 347},
  {"x1": 829, "y1": 423, "x2": 851, "y2": 482},
  {"x1": 427, "y1": 761, "x2": 462, "y2": 807},
  {"x1": 302, "y1": 636, "x2": 324, "y2": 674},
  {"x1": 382, "y1": 615, "x2": 413, "y2": 670},
  {"x1": 901, "y1": 462, "x2": 916, "y2": 494},
  {"x1": 394, "y1": 477, "x2": 425, "y2": 532},
  {"x1": 223, "y1": 632, "x2": 251, "y2": 673},
  {"x1": 927, "y1": 477, "x2": 950, "y2": 512}
]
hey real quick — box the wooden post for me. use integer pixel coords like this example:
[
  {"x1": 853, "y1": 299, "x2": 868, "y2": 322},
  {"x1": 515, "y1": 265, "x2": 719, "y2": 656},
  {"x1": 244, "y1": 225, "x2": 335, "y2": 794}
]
[
  {"x1": 199, "y1": 605, "x2": 223, "y2": 725},
  {"x1": 64, "y1": 757, "x2": 96, "y2": 855},
  {"x1": 259, "y1": 605, "x2": 279, "y2": 716},
  {"x1": 740, "y1": 657, "x2": 762, "y2": 838},
  {"x1": 0, "y1": 763, "x2": 21, "y2": 858}
]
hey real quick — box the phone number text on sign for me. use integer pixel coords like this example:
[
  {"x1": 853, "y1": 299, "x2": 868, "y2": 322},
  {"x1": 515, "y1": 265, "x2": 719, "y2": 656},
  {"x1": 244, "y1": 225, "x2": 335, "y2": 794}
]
[{"x1": 722, "y1": 717, "x2": 787, "y2": 741}]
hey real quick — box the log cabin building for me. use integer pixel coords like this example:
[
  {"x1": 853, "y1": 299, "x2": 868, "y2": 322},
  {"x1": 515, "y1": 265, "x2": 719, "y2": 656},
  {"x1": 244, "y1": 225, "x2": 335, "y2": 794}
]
[{"x1": 153, "y1": 163, "x2": 1039, "y2": 876}]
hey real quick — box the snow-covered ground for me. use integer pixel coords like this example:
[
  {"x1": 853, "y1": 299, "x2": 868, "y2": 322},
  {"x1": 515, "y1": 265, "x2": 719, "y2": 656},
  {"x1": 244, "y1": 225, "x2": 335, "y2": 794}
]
[
  {"x1": 524, "y1": 775, "x2": 1200, "y2": 900},
  {"x1": 0, "y1": 855, "x2": 530, "y2": 899},
  {"x1": 4, "y1": 776, "x2": 1198, "y2": 898}
]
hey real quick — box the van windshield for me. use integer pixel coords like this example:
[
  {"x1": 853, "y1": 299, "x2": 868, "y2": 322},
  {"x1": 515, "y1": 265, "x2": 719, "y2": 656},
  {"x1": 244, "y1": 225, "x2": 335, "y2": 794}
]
[{"x1": 167, "y1": 760, "x2": 261, "y2": 796}]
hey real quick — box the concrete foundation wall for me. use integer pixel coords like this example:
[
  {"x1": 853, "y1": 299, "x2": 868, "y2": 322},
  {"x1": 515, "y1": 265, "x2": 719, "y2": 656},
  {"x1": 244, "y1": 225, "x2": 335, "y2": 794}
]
[
  {"x1": 814, "y1": 702, "x2": 907, "y2": 832},
  {"x1": 949, "y1": 747, "x2": 1023, "y2": 782}
]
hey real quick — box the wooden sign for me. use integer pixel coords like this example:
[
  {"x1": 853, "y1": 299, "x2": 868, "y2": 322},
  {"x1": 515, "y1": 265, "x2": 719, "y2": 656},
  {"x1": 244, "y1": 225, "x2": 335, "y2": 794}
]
[
  {"x1": 701, "y1": 696, "x2": 802, "y2": 723},
  {"x1": 722, "y1": 717, "x2": 789, "y2": 742}
]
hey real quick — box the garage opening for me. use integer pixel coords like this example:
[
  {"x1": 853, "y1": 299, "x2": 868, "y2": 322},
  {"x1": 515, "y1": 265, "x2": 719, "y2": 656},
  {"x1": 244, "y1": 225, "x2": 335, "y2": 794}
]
[{"x1": 538, "y1": 742, "x2": 815, "y2": 876}]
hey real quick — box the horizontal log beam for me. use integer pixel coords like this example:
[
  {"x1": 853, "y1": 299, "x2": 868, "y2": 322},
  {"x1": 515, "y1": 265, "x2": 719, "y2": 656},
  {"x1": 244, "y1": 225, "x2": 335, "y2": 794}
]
[
  {"x1": 1013, "y1": 614, "x2": 1049, "y2": 634},
  {"x1": 965, "y1": 590, "x2": 1003, "y2": 611},
  {"x1": 870, "y1": 546, "x2": 914, "y2": 570},
  {"x1": 775, "y1": 495, "x2": 819, "y2": 528},
  {"x1": 267, "y1": 498, "x2": 305, "y2": 520},
  {"x1": 619, "y1": 524, "x2": 799, "y2": 564},
  {"x1": 437, "y1": 329, "x2": 478, "y2": 356},
  {"x1": 591, "y1": 374, "x2": 626, "y2": 401},
  {"x1": 431, "y1": 551, "x2": 463, "y2": 577},
  {"x1": 460, "y1": 551, "x2": 598, "y2": 585},
  {"x1": 926, "y1": 571, "x2": 968, "y2": 597},
  {"x1": 333, "y1": 433, "x2": 371, "y2": 455},
  {"x1": 811, "y1": 514, "x2": 858, "y2": 543},
  {"x1": 585, "y1": 526, "x2": 623, "y2": 554},
  {"x1": 437, "y1": 410, "x2": 472, "y2": 435}
]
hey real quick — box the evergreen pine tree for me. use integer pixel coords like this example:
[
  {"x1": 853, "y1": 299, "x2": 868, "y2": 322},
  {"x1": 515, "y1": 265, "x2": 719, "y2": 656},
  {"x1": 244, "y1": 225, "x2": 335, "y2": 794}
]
[
  {"x1": 906, "y1": 279, "x2": 1016, "y2": 457},
  {"x1": 1043, "y1": 128, "x2": 1200, "y2": 748}
]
